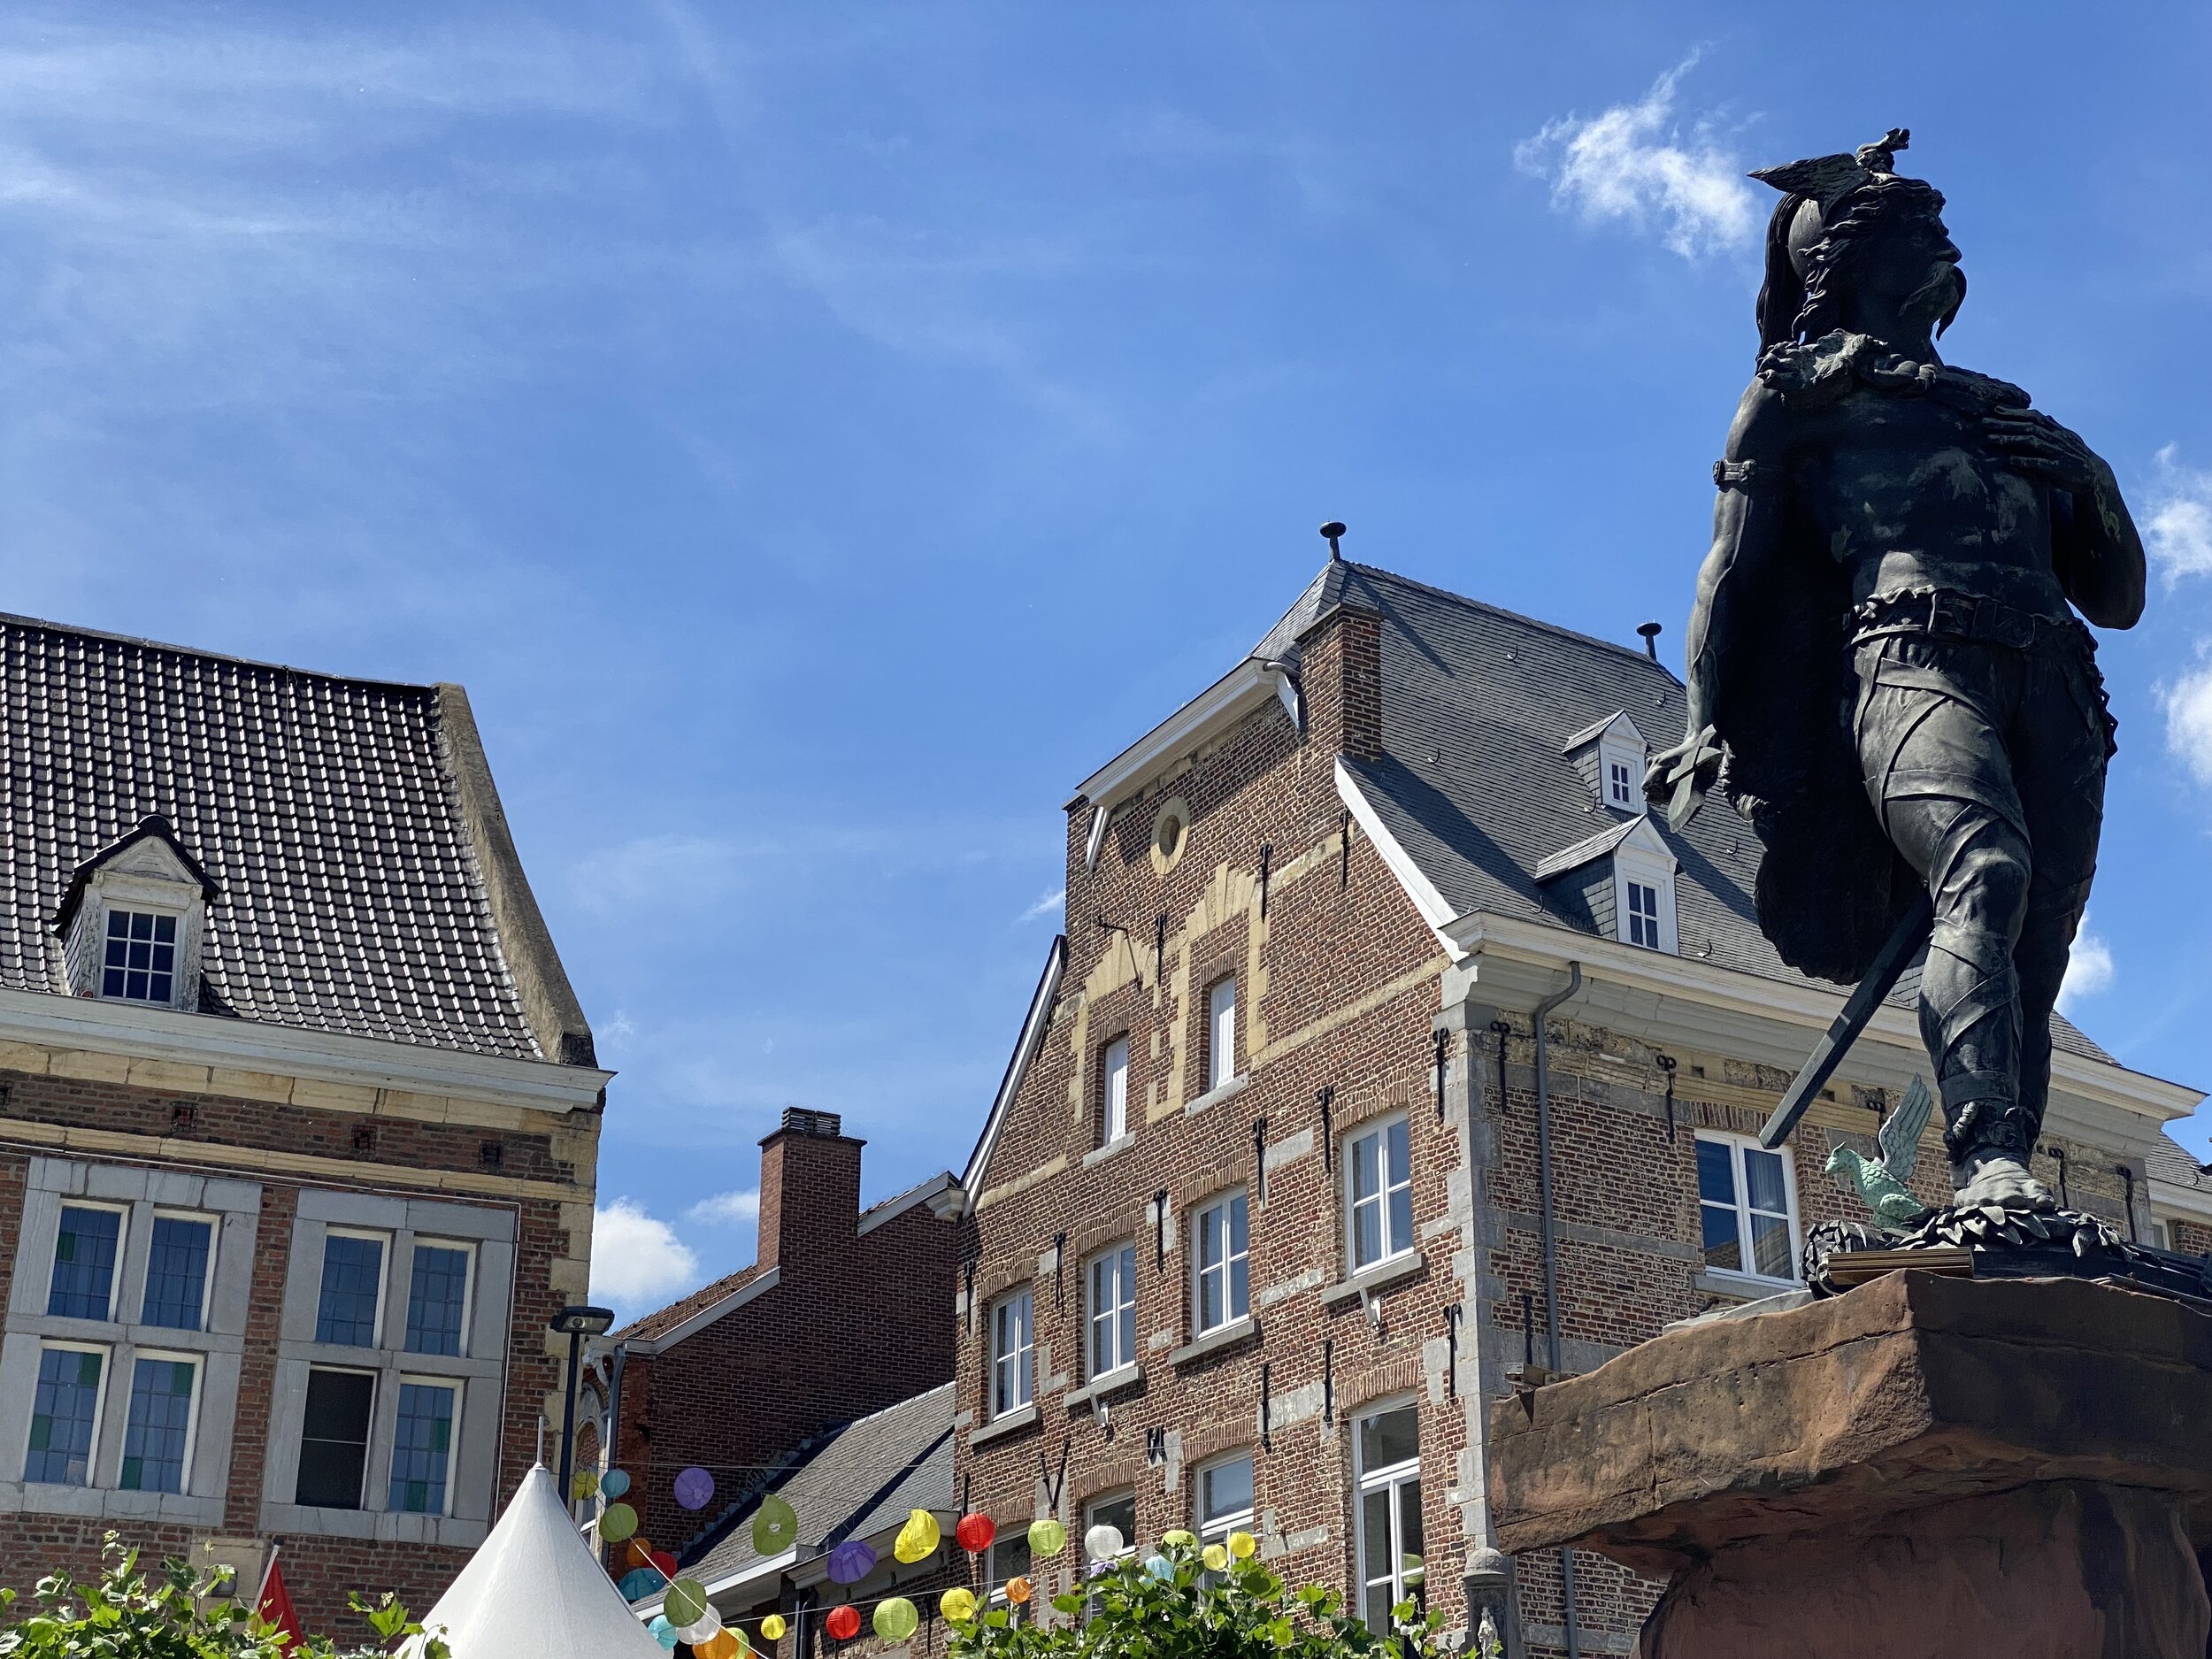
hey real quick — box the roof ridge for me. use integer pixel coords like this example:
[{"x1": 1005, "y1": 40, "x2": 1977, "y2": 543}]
[
  {"x1": 1326, "y1": 561, "x2": 1685, "y2": 685},
  {"x1": 0, "y1": 609, "x2": 438, "y2": 695}
]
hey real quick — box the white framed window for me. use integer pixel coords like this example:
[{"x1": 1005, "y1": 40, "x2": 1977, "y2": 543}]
[
  {"x1": 1207, "y1": 979, "x2": 1237, "y2": 1091},
  {"x1": 101, "y1": 907, "x2": 180, "y2": 1003},
  {"x1": 1102, "y1": 1036, "x2": 1130, "y2": 1145},
  {"x1": 1354, "y1": 1401, "x2": 1424, "y2": 1633},
  {"x1": 1083, "y1": 1488, "x2": 1136, "y2": 1560},
  {"x1": 403, "y1": 1240, "x2": 475, "y2": 1357},
  {"x1": 1193, "y1": 1191, "x2": 1249, "y2": 1333},
  {"x1": 119, "y1": 1351, "x2": 201, "y2": 1495},
  {"x1": 1195, "y1": 1452, "x2": 1254, "y2": 1540},
  {"x1": 47, "y1": 1203, "x2": 127, "y2": 1322},
  {"x1": 1596, "y1": 733, "x2": 1647, "y2": 815},
  {"x1": 1612, "y1": 846, "x2": 1678, "y2": 955},
  {"x1": 990, "y1": 1288, "x2": 1033, "y2": 1417},
  {"x1": 141, "y1": 1211, "x2": 218, "y2": 1333},
  {"x1": 1087, "y1": 1244, "x2": 1137, "y2": 1379},
  {"x1": 296, "y1": 1366, "x2": 377, "y2": 1509},
  {"x1": 985, "y1": 1532, "x2": 1031, "y2": 1600},
  {"x1": 26, "y1": 1341, "x2": 108, "y2": 1486},
  {"x1": 389, "y1": 1379, "x2": 461, "y2": 1516},
  {"x1": 1696, "y1": 1133, "x2": 1799, "y2": 1284},
  {"x1": 1345, "y1": 1115, "x2": 1414, "y2": 1271},
  {"x1": 315, "y1": 1229, "x2": 389, "y2": 1348},
  {"x1": 1606, "y1": 757, "x2": 1635, "y2": 810},
  {"x1": 1626, "y1": 881, "x2": 1661, "y2": 948}
]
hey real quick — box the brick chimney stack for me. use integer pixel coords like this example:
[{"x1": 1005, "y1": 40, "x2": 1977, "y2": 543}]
[
  {"x1": 754, "y1": 1108, "x2": 864, "y2": 1271},
  {"x1": 1300, "y1": 603, "x2": 1383, "y2": 763}
]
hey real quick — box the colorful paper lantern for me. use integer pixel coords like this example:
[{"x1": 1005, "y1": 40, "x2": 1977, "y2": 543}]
[
  {"x1": 699, "y1": 1632, "x2": 746, "y2": 1659},
  {"x1": 825, "y1": 1540, "x2": 877, "y2": 1584},
  {"x1": 754, "y1": 1494, "x2": 799, "y2": 1555},
  {"x1": 618, "y1": 1567, "x2": 666, "y2": 1601},
  {"x1": 1227, "y1": 1530, "x2": 1257, "y2": 1561},
  {"x1": 664, "y1": 1578, "x2": 711, "y2": 1629},
  {"x1": 825, "y1": 1605, "x2": 861, "y2": 1642},
  {"x1": 955, "y1": 1513, "x2": 995, "y2": 1554},
  {"x1": 620, "y1": 1538, "x2": 655, "y2": 1572},
  {"x1": 651, "y1": 1549, "x2": 679, "y2": 1580},
  {"x1": 1005, "y1": 1577, "x2": 1032, "y2": 1605},
  {"x1": 1084, "y1": 1523, "x2": 1124, "y2": 1562},
  {"x1": 874, "y1": 1597, "x2": 919, "y2": 1642},
  {"x1": 1161, "y1": 1529, "x2": 1196, "y2": 1548},
  {"x1": 894, "y1": 1508, "x2": 941, "y2": 1563},
  {"x1": 600, "y1": 1502, "x2": 639, "y2": 1543},
  {"x1": 573, "y1": 1469, "x2": 601, "y2": 1502},
  {"x1": 648, "y1": 1616, "x2": 678, "y2": 1652},
  {"x1": 674, "y1": 1466, "x2": 716, "y2": 1511},
  {"x1": 678, "y1": 1606, "x2": 725, "y2": 1647},
  {"x1": 1026, "y1": 1517, "x2": 1067, "y2": 1558},
  {"x1": 1202, "y1": 1543, "x2": 1229, "y2": 1572},
  {"x1": 761, "y1": 1614, "x2": 789, "y2": 1641},
  {"x1": 939, "y1": 1588, "x2": 978, "y2": 1624},
  {"x1": 603, "y1": 1469, "x2": 632, "y2": 1500},
  {"x1": 1144, "y1": 1554, "x2": 1175, "y2": 1581}
]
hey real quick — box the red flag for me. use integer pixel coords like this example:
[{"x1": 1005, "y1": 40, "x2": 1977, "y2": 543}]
[{"x1": 255, "y1": 1548, "x2": 305, "y2": 1652}]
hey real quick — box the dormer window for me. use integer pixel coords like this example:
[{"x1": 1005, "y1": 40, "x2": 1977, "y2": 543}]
[
  {"x1": 53, "y1": 816, "x2": 219, "y2": 1013},
  {"x1": 1562, "y1": 712, "x2": 1649, "y2": 818},
  {"x1": 1532, "y1": 814, "x2": 1680, "y2": 956}
]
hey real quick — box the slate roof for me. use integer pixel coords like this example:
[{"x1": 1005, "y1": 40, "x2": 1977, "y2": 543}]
[
  {"x1": 611, "y1": 1261, "x2": 769, "y2": 1342},
  {"x1": 2147, "y1": 1131, "x2": 2210, "y2": 1192},
  {"x1": 0, "y1": 611, "x2": 586, "y2": 1061},
  {"x1": 680, "y1": 1383, "x2": 956, "y2": 1586},
  {"x1": 1258, "y1": 561, "x2": 2116, "y2": 1064}
]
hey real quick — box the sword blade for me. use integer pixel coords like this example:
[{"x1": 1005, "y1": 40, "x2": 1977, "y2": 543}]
[{"x1": 1758, "y1": 891, "x2": 1935, "y2": 1149}]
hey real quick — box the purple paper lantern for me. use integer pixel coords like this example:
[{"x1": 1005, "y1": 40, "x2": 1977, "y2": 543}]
[
  {"x1": 826, "y1": 1540, "x2": 878, "y2": 1584},
  {"x1": 673, "y1": 1466, "x2": 715, "y2": 1511}
]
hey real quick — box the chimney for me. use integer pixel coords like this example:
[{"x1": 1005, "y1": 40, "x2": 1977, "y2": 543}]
[
  {"x1": 1299, "y1": 603, "x2": 1383, "y2": 764},
  {"x1": 754, "y1": 1108, "x2": 864, "y2": 1271}
]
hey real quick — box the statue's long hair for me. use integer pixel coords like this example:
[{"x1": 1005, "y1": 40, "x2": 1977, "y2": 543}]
[{"x1": 1755, "y1": 177, "x2": 1960, "y2": 354}]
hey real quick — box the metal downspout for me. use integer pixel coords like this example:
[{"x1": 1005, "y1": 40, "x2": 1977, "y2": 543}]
[{"x1": 1532, "y1": 962, "x2": 1583, "y2": 1659}]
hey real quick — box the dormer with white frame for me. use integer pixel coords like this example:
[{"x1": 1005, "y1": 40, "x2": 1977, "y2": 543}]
[
  {"x1": 1531, "y1": 814, "x2": 1680, "y2": 956},
  {"x1": 53, "y1": 815, "x2": 220, "y2": 1012},
  {"x1": 1561, "y1": 710, "x2": 1649, "y2": 815}
]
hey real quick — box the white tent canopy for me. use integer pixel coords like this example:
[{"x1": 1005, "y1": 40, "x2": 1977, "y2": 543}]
[{"x1": 407, "y1": 1465, "x2": 664, "y2": 1659}]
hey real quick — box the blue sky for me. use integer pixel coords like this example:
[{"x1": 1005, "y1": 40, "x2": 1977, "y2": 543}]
[{"x1": 5, "y1": 4, "x2": 2212, "y2": 1314}]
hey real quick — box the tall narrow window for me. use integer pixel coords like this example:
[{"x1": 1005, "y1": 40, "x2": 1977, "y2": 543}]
[
  {"x1": 1087, "y1": 1244, "x2": 1137, "y2": 1378},
  {"x1": 1102, "y1": 1037, "x2": 1130, "y2": 1145},
  {"x1": 1626, "y1": 880, "x2": 1661, "y2": 949},
  {"x1": 296, "y1": 1368, "x2": 375, "y2": 1509},
  {"x1": 1084, "y1": 1489, "x2": 1137, "y2": 1559},
  {"x1": 389, "y1": 1381, "x2": 459, "y2": 1515},
  {"x1": 26, "y1": 1345, "x2": 104, "y2": 1486},
  {"x1": 1196, "y1": 1453, "x2": 1254, "y2": 1540},
  {"x1": 1356, "y1": 1403, "x2": 1424, "y2": 1633},
  {"x1": 142, "y1": 1216, "x2": 214, "y2": 1331},
  {"x1": 1347, "y1": 1116, "x2": 1414, "y2": 1271},
  {"x1": 985, "y1": 1533, "x2": 1031, "y2": 1598},
  {"x1": 103, "y1": 909, "x2": 177, "y2": 1003},
  {"x1": 47, "y1": 1206, "x2": 123, "y2": 1320},
  {"x1": 316, "y1": 1233, "x2": 387, "y2": 1347},
  {"x1": 1207, "y1": 979, "x2": 1237, "y2": 1091},
  {"x1": 1194, "y1": 1192, "x2": 1249, "y2": 1333},
  {"x1": 990, "y1": 1289, "x2": 1033, "y2": 1417},
  {"x1": 1607, "y1": 759, "x2": 1635, "y2": 810},
  {"x1": 120, "y1": 1356, "x2": 198, "y2": 1494},
  {"x1": 1697, "y1": 1133, "x2": 1798, "y2": 1283},
  {"x1": 404, "y1": 1244, "x2": 472, "y2": 1357}
]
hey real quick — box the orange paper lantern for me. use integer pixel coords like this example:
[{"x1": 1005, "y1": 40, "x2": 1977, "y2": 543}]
[{"x1": 1005, "y1": 1576, "x2": 1033, "y2": 1605}]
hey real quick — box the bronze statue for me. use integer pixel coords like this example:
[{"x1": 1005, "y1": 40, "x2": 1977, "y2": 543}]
[{"x1": 1650, "y1": 131, "x2": 2146, "y2": 1212}]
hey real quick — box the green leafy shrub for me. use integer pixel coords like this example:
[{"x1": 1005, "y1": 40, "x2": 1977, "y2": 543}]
[{"x1": 0, "y1": 1534, "x2": 449, "y2": 1659}]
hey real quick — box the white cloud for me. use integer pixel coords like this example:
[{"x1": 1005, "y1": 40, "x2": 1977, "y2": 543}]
[
  {"x1": 1513, "y1": 56, "x2": 1757, "y2": 259},
  {"x1": 589, "y1": 1198, "x2": 700, "y2": 1310},
  {"x1": 1018, "y1": 887, "x2": 1064, "y2": 924},
  {"x1": 2162, "y1": 657, "x2": 2212, "y2": 787},
  {"x1": 2146, "y1": 445, "x2": 2212, "y2": 583},
  {"x1": 2057, "y1": 914, "x2": 2114, "y2": 1013},
  {"x1": 685, "y1": 1188, "x2": 761, "y2": 1226}
]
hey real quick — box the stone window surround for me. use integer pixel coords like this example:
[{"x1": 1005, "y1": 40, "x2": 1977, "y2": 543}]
[
  {"x1": 259, "y1": 1187, "x2": 516, "y2": 1549},
  {"x1": 0, "y1": 1156, "x2": 261, "y2": 1528}
]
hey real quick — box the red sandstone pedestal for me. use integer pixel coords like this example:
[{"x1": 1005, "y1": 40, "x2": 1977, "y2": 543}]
[{"x1": 1488, "y1": 1272, "x2": 2212, "y2": 1659}]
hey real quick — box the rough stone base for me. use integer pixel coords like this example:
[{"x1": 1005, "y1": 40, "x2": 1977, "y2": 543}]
[{"x1": 1640, "y1": 1480, "x2": 2207, "y2": 1659}]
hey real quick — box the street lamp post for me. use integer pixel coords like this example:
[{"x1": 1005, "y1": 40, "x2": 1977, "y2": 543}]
[{"x1": 549, "y1": 1305, "x2": 615, "y2": 1513}]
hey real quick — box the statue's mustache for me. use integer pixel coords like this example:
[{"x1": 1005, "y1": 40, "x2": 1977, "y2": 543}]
[{"x1": 1908, "y1": 261, "x2": 1966, "y2": 338}]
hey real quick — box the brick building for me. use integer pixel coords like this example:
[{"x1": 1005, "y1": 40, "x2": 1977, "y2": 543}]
[
  {"x1": 0, "y1": 614, "x2": 609, "y2": 1637},
  {"x1": 603, "y1": 1110, "x2": 961, "y2": 1587},
  {"x1": 941, "y1": 555, "x2": 2200, "y2": 1657}
]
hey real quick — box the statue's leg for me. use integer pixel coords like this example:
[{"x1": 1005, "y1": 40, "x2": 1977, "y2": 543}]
[{"x1": 1855, "y1": 638, "x2": 2043, "y2": 1204}]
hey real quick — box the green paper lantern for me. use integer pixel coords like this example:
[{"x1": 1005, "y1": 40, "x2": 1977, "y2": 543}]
[
  {"x1": 1027, "y1": 1517, "x2": 1067, "y2": 1557},
  {"x1": 754, "y1": 1494, "x2": 799, "y2": 1555},
  {"x1": 874, "y1": 1597, "x2": 919, "y2": 1642},
  {"x1": 664, "y1": 1578, "x2": 710, "y2": 1629},
  {"x1": 600, "y1": 1502, "x2": 639, "y2": 1542}
]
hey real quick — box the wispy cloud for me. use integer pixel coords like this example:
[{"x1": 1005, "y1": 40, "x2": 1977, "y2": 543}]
[
  {"x1": 2058, "y1": 914, "x2": 2115, "y2": 1013},
  {"x1": 1018, "y1": 886, "x2": 1064, "y2": 924},
  {"x1": 685, "y1": 1188, "x2": 761, "y2": 1226},
  {"x1": 589, "y1": 1197, "x2": 702, "y2": 1311},
  {"x1": 2162, "y1": 654, "x2": 2212, "y2": 787},
  {"x1": 2146, "y1": 445, "x2": 2212, "y2": 583},
  {"x1": 1514, "y1": 56, "x2": 1756, "y2": 259}
]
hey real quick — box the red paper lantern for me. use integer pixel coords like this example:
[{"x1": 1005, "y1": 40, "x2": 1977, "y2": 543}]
[
  {"x1": 650, "y1": 1550, "x2": 678, "y2": 1580},
  {"x1": 955, "y1": 1513, "x2": 996, "y2": 1555},
  {"x1": 825, "y1": 1605, "x2": 861, "y2": 1642}
]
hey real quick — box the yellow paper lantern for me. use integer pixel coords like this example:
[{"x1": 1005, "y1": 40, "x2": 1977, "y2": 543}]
[
  {"x1": 1227, "y1": 1530, "x2": 1257, "y2": 1561},
  {"x1": 1161, "y1": 1529, "x2": 1197, "y2": 1548},
  {"x1": 894, "y1": 1507, "x2": 941, "y2": 1563},
  {"x1": 1202, "y1": 1543, "x2": 1229, "y2": 1572},
  {"x1": 760, "y1": 1614, "x2": 788, "y2": 1642},
  {"x1": 874, "y1": 1597, "x2": 920, "y2": 1642},
  {"x1": 698, "y1": 1632, "x2": 744, "y2": 1659},
  {"x1": 940, "y1": 1588, "x2": 978, "y2": 1624}
]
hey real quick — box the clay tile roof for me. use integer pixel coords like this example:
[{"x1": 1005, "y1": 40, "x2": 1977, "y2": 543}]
[{"x1": 0, "y1": 611, "x2": 589, "y2": 1062}]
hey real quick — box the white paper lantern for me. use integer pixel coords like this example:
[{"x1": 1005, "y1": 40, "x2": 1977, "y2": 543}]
[
  {"x1": 677, "y1": 1604, "x2": 725, "y2": 1647},
  {"x1": 1084, "y1": 1523, "x2": 1124, "y2": 1562}
]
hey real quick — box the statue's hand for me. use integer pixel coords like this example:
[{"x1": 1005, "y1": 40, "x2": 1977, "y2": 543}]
[
  {"x1": 1645, "y1": 726, "x2": 1724, "y2": 828},
  {"x1": 1983, "y1": 410, "x2": 2102, "y2": 492}
]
